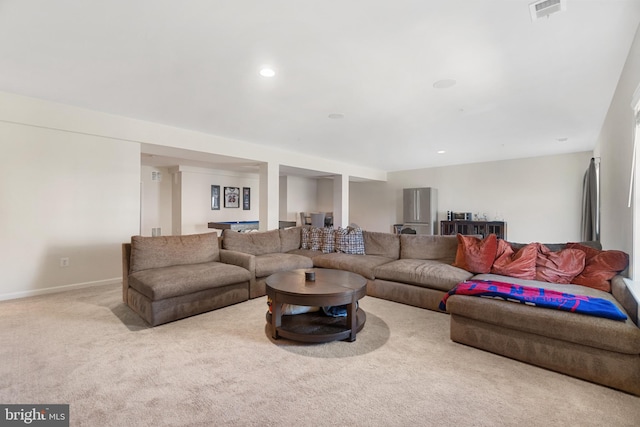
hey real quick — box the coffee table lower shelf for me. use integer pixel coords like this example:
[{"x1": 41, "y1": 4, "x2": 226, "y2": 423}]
[{"x1": 266, "y1": 308, "x2": 366, "y2": 343}]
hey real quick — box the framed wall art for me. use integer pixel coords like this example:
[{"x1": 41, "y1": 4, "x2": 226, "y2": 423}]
[
  {"x1": 211, "y1": 185, "x2": 220, "y2": 210},
  {"x1": 242, "y1": 187, "x2": 250, "y2": 210},
  {"x1": 224, "y1": 186, "x2": 240, "y2": 208}
]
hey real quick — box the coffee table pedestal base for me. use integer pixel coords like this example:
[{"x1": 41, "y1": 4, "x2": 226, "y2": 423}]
[{"x1": 266, "y1": 308, "x2": 366, "y2": 343}]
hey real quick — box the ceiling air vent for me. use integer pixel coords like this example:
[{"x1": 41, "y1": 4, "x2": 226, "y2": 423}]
[{"x1": 529, "y1": 0, "x2": 566, "y2": 21}]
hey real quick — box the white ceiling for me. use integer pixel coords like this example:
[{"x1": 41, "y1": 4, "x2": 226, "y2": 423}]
[{"x1": 1, "y1": 0, "x2": 639, "y2": 174}]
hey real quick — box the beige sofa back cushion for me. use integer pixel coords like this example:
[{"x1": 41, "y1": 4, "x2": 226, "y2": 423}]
[
  {"x1": 363, "y1": 231, "x2": 400, "y2": 259},
  {"x1": 400, "y1": 234, "x2": 458, "y2": 263},
  {"x1": 222, "y1": 229, "x2": 281, "y2": 255},
  {"x1": 279, "y1": 227, "x2": 302, "y2": 252},
  {"x1": 130, "y1": 232, "x2": 220, "y2": 273}
]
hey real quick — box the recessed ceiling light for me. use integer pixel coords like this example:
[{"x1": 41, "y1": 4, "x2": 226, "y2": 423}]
[
  {"x1": 328, "y1": 113, "x2": 344, "y2": 119},
  {"x1": 259, "y1": 67, "x2": 275, "y2": 77},
  {"x1": 433, "y1": 79, "x2": 456, "y2": 89},
  {"x1": 437, "y1": 150, "x2": 446, "y2": 154},
  {"x1": 556, "y1": 137, "x2": 568, "y2": 142}
]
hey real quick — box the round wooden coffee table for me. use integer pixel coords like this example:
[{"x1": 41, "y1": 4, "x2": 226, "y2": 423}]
[{"x1": 265, "y1": 269, "x2": 367, "y2": 343}]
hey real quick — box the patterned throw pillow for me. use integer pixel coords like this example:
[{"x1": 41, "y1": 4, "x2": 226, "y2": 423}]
[
  {"x1": 310, "y1": 227, "x2": 323, "y2": 251},
  {"x1": 301, "y1": 227, "x2": 311, "y2": 250},
  {"x1": 335, "y1": 227, "x2": 365, "y2": 255},
  {"x1": 321, "y1": 227, "x2": 335, "y2": 253}
]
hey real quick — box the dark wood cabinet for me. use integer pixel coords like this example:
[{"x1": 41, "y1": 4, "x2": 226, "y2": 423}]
[{"x1": 440, "y1": 220, "x2": 507, "y2": 240}]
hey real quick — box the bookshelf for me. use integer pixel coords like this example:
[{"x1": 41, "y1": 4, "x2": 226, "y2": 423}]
[{"x1": 440, "y1": 220, "x2": 506, "y2": 240}]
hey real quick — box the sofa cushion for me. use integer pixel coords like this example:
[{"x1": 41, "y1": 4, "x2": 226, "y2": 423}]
[
  {"x1": 363, "y1": 231, "x2": 400, "y2": 259},
  {"x1": 128, "y1": 262, "x2": 251, "y2": 300},
  {"x1": 130, "y1": 232, "x2": 220, "y2": 273},
  {"x1": 279, "y1": 227, "x2": 302, "y2": 253},
  {"x1": 312, "y1": 253, "x2": 392, "y2": 280},
  {"x1": 452, "y1": 234, "x2": 498, "y2": 274},
  {"x1": 286, "y1": 248, "x2": 325, "y2": 259},
  {"x1": 254, "y1": 253, "x2": 313, "y2": 278},
  {"x1": 535, "y1": 244, "x2": 585, "y2": 284},
  {"x1": 400, "y1": 234, "x2": 458, "y2": 263},
  {"x1": 566, "y1": 243, "x2": 629, "y2": 292},
  {"x1": 490, "y1": 241, "x2": 537, "y2": 280},
  {"x1": 222, "y1": 229, "x2": 281, "y2": 255},
  {"x1": 374, "y1": 259, "x2": 474, "y2": 292},
  {"x1": 509, "y1": 240, "x2": 602, "y2": 252},
  {"x1": 335, "y1": 227, "x2": 365, "y2": 255},
  {"x1": 452, "y1": 273, "x2": 640, "y2": 355}
]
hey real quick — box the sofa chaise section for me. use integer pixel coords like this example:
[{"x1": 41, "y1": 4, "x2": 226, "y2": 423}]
[
  {"x1": 445, "y1": 273, "x2": 640, "y2": 396},
  {"x1": 122, "y1": 232, "x2": 251, "y2": 326}
]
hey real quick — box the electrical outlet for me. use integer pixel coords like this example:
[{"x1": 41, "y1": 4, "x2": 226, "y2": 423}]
[{"x1": 60, "y1": 257, "x2": 69, "y2": 267}]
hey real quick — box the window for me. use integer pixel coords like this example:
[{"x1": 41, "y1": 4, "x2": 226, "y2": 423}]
[{"x1": 629, "y1": 84, "x2": 640, "y2": 280}]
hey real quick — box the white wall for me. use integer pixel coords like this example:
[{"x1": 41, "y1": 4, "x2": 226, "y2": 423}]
[
  {"x1": 284, "y1": 176, "x2": 318, "y2": 225},
  {"x1": 317, "y1": 178, "x2": 334, "y2": 213},
  {"x1": 0, "y1": 122, "x2": 140, "y2": 299},
  {"x1": 279, "y1": 176, "x2": 288, "y2": 221},
  {"x1": 0, "y1": 92, "x2": 386, "y2": 299},
  {"x1": 596, "y1": 25, "x2": 640, "y2": 254},
  {"x1": 350, "y1": 152, "x2": 593, "y2": 243},
  {"x1": 1, "y1": 55, "x2": 632, "y2": 300},
  {"x1": 178, "y1": 166, "x2": 259, "y2": 236},
  {"x1": 171, "y1": 169, "x2": 182, "y2": 235},
  {"x1": 277, "y1": 175, "x2": 338, "y2": 225},
  {"x1": 140, "y1": 165, "x2": 172, "y2": 236},
  {"x1": 350, "y1": 180, "x2": 395, "y2": 232}
]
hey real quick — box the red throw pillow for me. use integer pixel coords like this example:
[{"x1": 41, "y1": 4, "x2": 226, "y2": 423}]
[
  {"x1": 453, "y1": 233, "x2": 498, "y2": 274},
  {"x1": 566, "y1": 243, "x2": 629, "y2": 292},
  {"x1": 535, "y1": 244, "x2": 586, "y2": 284},
  {"x1": 491, "y1": 240, "x2": 538, "y2": 279}
]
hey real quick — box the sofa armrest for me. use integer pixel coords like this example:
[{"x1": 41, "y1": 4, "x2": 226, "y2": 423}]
[
  {"x1": 220, "y1": 249, "x2": 255, "y2": 273},
  {"x1": 122, "y1": 243, "x2": 131, "y2": 303},
  {"x1": 612, "y1": 275, "x2": 639, "y2": 326},
  {"x1": 221, "y1": 249, "x2": 256, "y2": 292}
]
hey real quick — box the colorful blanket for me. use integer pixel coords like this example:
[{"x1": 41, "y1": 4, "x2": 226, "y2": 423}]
[{"x1": 439, "y1": 280, "x2": 627, "y2": 321}]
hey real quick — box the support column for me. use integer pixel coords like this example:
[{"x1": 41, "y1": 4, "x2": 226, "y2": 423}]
[
  {"x1": 333, "y1": 174, "x2": 349, "y2": 228},
  {"x1": 169, "y1": 167, "x2": 182, "y2": 235},
  {"x1": 259, "y1": 162, "x2": 279, "y2": 231}
]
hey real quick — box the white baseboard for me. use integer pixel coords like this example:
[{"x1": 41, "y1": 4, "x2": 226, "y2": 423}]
[{"x1": 0, "y1": 277, "x2": 121, "y2": 301}]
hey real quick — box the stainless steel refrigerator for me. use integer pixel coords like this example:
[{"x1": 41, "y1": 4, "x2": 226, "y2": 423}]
[{"x1": 402, "y1": 187, "x2": 437, "y2": 235}]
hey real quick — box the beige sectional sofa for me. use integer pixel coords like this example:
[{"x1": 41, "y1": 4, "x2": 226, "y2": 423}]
[
  {"x1": 222, "y1": 229, "x2": 475, "y2": 310},
  {"x1": 122, "y1": 226, "x2": 640, "y2": 396},
  {"x1": 122, "y1": 233, "x2": 251, "y2": 326}
]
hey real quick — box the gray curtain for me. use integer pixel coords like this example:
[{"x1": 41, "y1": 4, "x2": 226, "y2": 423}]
[{"x1": 581, "y1": 158, "x2": 599, "y2": 241}]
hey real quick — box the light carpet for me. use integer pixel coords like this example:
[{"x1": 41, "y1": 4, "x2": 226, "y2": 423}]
[{"x1": 0, "y1": 283, "x2": 639, "y2": 426}]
